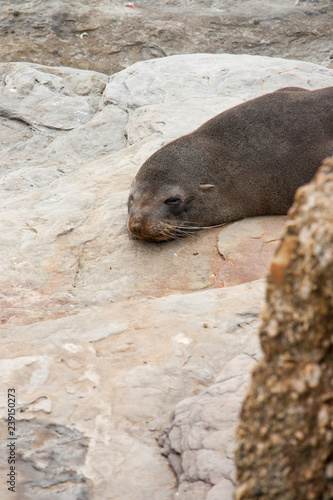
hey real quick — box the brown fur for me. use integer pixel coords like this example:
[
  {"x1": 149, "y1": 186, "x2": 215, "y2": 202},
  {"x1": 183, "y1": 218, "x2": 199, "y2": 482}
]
[{"x1": 128, "y1": 87, "x2": 333, "y2": 241}]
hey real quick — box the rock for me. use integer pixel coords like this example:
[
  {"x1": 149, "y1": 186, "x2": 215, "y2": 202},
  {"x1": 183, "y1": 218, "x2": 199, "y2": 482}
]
[
  {"x1": 1, "y1": 280, "x2": 265, "y2": 500},
  {"x1": 0, "y1": 0, "x2": 332, "y2": 74},
  {"x1": 0, "y1": 54, "x2": 333, "y2": 499},
  {"x1": 217, "y1": 216, "x2": 286, "y2": 286},
  {"x1": 160, "y1": 346, "x2": 262, "y2": 499},
  {"x1": 18, "y1": 421, "x2": 90, "y2": 500},
  {"x1": 235, "y1": 158, "x2": 333, "y2": 499}
]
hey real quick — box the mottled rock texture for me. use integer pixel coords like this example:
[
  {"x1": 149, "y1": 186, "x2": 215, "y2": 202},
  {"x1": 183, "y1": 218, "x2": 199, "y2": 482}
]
[
  {"x1": 0, "y1": 0, "x2": 332, "y2": 75},
  {"x1": 235, "y1": 158, "x2": 333, "y2": 500}
]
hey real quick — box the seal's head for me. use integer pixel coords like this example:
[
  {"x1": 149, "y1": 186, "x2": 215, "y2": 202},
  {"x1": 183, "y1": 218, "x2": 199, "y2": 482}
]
[
  {"x1": 128, "y1": 182, "x2": 195, "y2": 241},
  {"x1": 127, "y1": 137, "x2": 223, "y2": 241}
]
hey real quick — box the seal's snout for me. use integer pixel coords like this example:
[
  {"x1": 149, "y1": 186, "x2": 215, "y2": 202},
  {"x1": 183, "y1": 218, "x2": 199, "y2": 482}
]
[
  {"x1": 127, "y1": 191, "x2": 149, "y2": 238},
  {"x1": 128, "y1": 212, "x2": 178, "y2": 241},
  {"x1": 128, "y1": 213, "x2": 153, "y2": 240},
  {"x1": 128, "y1": 219, "x2": 143, "y2": 236}
]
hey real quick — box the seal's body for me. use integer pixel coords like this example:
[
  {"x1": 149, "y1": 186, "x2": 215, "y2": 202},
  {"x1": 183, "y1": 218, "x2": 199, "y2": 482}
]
[{"x1": 128, "y1": 87, "x2": 333, "y2": 241}]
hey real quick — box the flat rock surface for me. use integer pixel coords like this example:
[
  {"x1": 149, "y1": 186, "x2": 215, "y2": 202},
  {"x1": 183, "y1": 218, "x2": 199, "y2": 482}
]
[
  {"x1": 0, "y1": 55, "x2": 333, "y2": 499},
  {"x1": 217, "y1": 216, "x2": 287, "y2": 286}
]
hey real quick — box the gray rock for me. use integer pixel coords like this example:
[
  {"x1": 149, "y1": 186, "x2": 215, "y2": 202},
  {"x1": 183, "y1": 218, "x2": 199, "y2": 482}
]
[
  {"x1": 161, "y1": 349, "x2": 261, "y2": 499},
  {"x1": 18, "y1": 421, "x2": 90, "y2": 499},
  {"x1": 0, "y1": 0, "x2": 332, "y2": 74},
  {"x1": 0, "y1": 280, "x2": 265, "y2": 500}
]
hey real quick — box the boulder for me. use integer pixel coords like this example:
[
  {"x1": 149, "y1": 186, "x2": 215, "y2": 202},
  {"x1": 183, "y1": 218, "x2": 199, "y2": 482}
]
[{"x1": 235, "y1": 158, "x2": 333, "y2": 499}]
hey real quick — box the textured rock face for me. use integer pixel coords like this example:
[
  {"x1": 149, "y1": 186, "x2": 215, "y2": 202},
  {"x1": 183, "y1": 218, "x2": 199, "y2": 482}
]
[
  {"x1": 18, "y1": 421, "x2": 90, "y2": 500},
  {"x1": 0, "y1": 0, "x2": 332, "y2": 74},
  {"x1": 159, "y1": 347, "x2": 262, "y2": 500},
  {"x1": 235, "y1": 158, "x2": 333, "y2": 500},
  {"x1": 0, "y1": 55, "x2": 333, "y2": 500}
]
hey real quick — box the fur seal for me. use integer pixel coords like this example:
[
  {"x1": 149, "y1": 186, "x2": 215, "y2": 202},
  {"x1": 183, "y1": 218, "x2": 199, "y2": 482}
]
[{"x1": 128, "y1": 86, "x2": 333, "y2": 241}]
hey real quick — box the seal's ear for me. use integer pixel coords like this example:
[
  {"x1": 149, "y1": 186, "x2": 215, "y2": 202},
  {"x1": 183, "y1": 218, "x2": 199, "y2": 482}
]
[{"x1": 199, "y1": 184, "x2": 215, "y2": 191}]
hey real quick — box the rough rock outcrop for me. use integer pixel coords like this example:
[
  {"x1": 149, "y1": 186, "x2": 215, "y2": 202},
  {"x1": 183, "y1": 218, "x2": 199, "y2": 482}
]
[
  {"x1": 0, "y1": 0, "x2": 332, "y2": 75},
  {"x1": 235, "y1": 158, "x2": 333, "y2": 499}
]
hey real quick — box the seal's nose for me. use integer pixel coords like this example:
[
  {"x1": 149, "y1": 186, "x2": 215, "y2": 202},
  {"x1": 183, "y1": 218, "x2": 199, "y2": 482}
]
[{"x1": 129, "y1": 220, "x2": 142, "y2": 235}]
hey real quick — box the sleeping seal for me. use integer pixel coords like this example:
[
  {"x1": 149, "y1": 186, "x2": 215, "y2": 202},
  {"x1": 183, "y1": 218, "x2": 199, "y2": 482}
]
[{"x1": 128, "y1": 86, "x2": 333, "y2": 241}]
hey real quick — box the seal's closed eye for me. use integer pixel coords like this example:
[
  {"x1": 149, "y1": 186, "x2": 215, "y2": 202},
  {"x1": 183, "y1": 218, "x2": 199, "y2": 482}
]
[{"x1": 165, "y1": 197, "x2": 181, "y2": 206}]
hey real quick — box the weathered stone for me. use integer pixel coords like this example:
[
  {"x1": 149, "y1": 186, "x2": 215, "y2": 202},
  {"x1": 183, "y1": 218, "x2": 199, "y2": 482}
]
[
  {"x1": 17, "y1": 421, "x2": 90, "y2": 500},
  {"x1": 0, "y1": 280, "x2": 265, "y2": 500},
  {"x1": 160, "y1": 344, "x2": 261, "y2": 499},
  {"x1": 235, "y1": 158, "x2": 333, "y2": 499},
  {"x1": 0, "y1": 0, "x2": 332, "y2": 75}
]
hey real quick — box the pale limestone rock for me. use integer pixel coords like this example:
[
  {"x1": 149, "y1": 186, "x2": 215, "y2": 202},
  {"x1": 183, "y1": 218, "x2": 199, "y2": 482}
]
[
  {"x1": 160, "y1": 348, "x2": 261, "y2": 499},
  {"x1": 1, "y1": 281, "x2": 265, "y2": 500}
]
